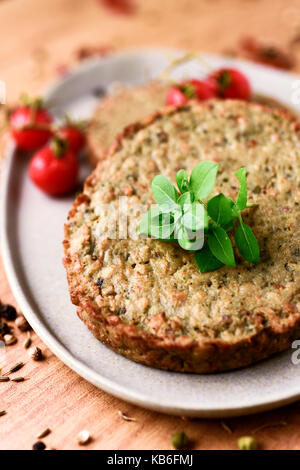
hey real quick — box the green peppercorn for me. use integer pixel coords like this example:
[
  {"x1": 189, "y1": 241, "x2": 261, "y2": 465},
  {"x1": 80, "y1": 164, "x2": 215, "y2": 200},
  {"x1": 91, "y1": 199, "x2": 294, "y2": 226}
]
[
  {"x1": 171, "y1": 431, "x2": 189, "y2": 449},
  {"x1": 238, "y1": 436, "x2": 258, "y2": 450}
]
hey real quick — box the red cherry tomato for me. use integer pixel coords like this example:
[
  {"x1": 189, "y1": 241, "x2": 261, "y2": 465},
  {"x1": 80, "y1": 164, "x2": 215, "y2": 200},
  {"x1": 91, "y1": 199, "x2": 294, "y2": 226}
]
[
  {"x1": 166, "y1": 79, "x2": 217, "y2": 106},
  {"x1": 208, "y1": 68, "x2": 251, "y2": 100},
  {"x1": 10, "y1": 106, "x2": 53, "y2": 151},
  {"x1": 57, "y1": 125, "x2": 85, "y2": 153},
  {"x1": 29, "y1": 138, "x2": 79, "y2": 196},
  {"x1": 184, "y1": 79, "x2": 217, "y2": 100},
  {"x1": 166, "y1": 86, "x2": 189, "y2": 106}
]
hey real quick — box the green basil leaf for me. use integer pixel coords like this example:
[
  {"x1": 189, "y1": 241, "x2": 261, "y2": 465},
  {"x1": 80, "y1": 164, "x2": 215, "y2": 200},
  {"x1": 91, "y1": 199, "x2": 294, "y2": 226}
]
[
  {"x1": 151, "y1": 209, "x2": 175, "y2": 240},
  {"x1": 235, "y1": 220, "x2": 260, "y2": 263},
  {"x1": 176, "y1": 169, "x2": 189, "y2": 194},
  {"x1": 173, "y1": 206, "x2": 183, "y2": 224},
  {"x1": 176, "y1": 226, "x2": 193, "y2": 250},
  {"x1": 222, "y1": 220, "x2": 235, "y2": 232},
  {"x1": 150, "y1": 222, "x2": 175, "y2": 240},
  {"x1": 155, "y1": 234, "x2": 176, "y2": 242},
  {"x1": 235, "y1": 168, "x2": 247, "y2": 210},
  {"x1": 156, "y1": 203, "x2": 175, "y2": 214},
  {"x1": 190, "y1": 161, "x2": 219, "y2": 201},
  {"x1": 207, "y1": 193, "x2": 234, "y2": 225},
  {"x1": 208, "y1": 226, "x2": 236, "y2": 267},
  {"x1": 152, "y1": 175, "x2": 179, "y2": 209},
  {"x1": 203, "y1": 211, "x2": 210, "y2": 231},
  {"x1": 195, "y1": 243, "x2": 224, "y2": 273},
  {"x1": 138, "y1": 209, "x2": 154, "y2": 236},
  {"x1": 138, "y1": 206, "x2": 173, "y2": 236},
  {"x1": 151, "y1": 211, "x2": 174, "y2": 227},
  {"x1": 176, "y1": 225, "x2": 204, "y2": 251},
  {"x1": 178, "y1": 191, "x2": 194, "y2": 206},
  {"x1": 182, "y1": 202, "x2": 205, "y2": 232},
  {"x1": 231, "y1": 202, "x2": 240, "y2": 219}
]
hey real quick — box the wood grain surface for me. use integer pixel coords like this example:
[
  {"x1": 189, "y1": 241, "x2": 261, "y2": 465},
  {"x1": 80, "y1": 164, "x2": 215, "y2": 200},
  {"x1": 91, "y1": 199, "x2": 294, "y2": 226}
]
[{"x1": 1, "y1": 0, "x2": 300, "y2": 450}]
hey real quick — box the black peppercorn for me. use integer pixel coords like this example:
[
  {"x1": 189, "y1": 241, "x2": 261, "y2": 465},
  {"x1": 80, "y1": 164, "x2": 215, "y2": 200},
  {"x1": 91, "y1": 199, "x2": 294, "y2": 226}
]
[
  {"x1": 0, "y1": 322, "x2": 10, "y2": 337},
  {"x1": 96, "y1": 278, "x2": 104, "y2": 288},
  {"x1": 32, "y1": 441, "x2": 46, "y2": 450},
  {"x1": 0, "y1": 304, "x2": 17, "y2": 321},
  {"x1": 284, "y1": 262, "x2": 291, "y2": 273}
]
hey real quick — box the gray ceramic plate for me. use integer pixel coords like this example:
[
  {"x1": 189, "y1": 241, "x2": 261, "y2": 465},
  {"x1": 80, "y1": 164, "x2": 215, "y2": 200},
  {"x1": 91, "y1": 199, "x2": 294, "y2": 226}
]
[{"x1": 2, "y1": 49, "x2": 300, "y2": 418}]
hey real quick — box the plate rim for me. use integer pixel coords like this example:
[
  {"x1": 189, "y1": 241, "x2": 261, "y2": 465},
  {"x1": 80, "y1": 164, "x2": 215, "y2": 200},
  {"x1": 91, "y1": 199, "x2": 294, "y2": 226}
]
[{"x1": 2, "y1": 48, "x2": 300, "y2": 418}]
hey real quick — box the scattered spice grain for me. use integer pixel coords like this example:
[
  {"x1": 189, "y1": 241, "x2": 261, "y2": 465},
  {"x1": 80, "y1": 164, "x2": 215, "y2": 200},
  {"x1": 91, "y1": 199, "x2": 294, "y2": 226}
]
[
  {"x1": 32, "y1": 441, "x2": 46, "y2": 450},
  {"x1": 77, "y1": 430, "x2": 92, "y2": 445},
  {"x1": 0, "y1": 322, "x2": 10, "y2": 337},
  {"x1": 29, "y1": 346, "x2": 43, "y2": 361},
  {"x1": 0, "y1": 304, "x2": 17, "y2": 321},
  {"x1": 117, "y1": 410, "x2": 137, "y2": 422},
  {"x1": 3, "y1": 334, "x2": 17, "y2": 346},
  {"x1": 37, "y1": 428, "x2": 51, "y2": 439},
  {"x1": 251, "y1": 420, "x2": 287, "y2": 434},
  {"x1": 238, "y1": 436, "x2": 258, "y2": 450},
  {"x1": 221, "y1": 420, "x2": 233, "y2": 434},
  {"x1": 23, "y1": 334, "x2": 32, "y2": 349},
  {"x1": 0, "y1": 377, "x2": 10, "y2": 382},
  {"x1": 171, "y1": 431, "x2": 189, "y2": 450},
  {"x1": 15, "y1": 315, "x2": 31, "y2": 332},
  {"x1": 3, "y1": 361, "x2": 24, "y2": 375}
]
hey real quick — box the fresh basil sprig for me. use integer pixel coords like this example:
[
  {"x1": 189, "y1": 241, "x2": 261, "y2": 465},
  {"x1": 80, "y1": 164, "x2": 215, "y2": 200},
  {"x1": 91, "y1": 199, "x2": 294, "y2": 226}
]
[
  {"x1": 190, "y1": 161, "x2": 219, "y2": 201},
  {"x1": 138, "y1": 161, "x2": 260, "y2": 273}
]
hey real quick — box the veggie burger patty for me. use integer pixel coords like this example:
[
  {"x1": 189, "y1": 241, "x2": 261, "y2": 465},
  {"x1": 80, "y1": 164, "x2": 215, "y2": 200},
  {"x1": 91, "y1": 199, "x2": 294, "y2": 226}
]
[{"x1": 64, "y1": 100, "x2": 300, "y2": 373}]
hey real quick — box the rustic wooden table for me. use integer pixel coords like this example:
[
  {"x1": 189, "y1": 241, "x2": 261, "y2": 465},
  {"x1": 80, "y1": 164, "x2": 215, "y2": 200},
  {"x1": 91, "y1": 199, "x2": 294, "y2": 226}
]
[{"x1": 1, "y1": 0, "x2": 300, "y2": 450}]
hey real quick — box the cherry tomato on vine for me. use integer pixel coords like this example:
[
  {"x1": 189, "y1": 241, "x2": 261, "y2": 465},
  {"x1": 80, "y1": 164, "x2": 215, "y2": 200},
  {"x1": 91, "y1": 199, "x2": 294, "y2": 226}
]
[
  {"x1": 57, "y1": 125, "x2": 85, "y2": 153},
  {"x1": 185, "y1": 79, "x2": 217, "y2": 100},
  {"x1": 166, "y1": 79, "x2": 217, "y2": 106},
  {"x1": 10, "y1": 98, "x2": 53, "y2": 151},
  {"x1": 29, "y1": 137, "x2": 79, "y2": 196},
  {"x1": 166, "y1": 86, "x2": 188, "y2": 106},
  {"x1": 208, "y1": 68, "x2": 251, "y2": 100}
]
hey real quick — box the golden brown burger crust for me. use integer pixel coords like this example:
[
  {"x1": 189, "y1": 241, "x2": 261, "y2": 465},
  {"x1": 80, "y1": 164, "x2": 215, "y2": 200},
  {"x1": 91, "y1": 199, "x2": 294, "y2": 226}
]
[{"x1": 75, "y1": 306, "x2": 300, "y2": 373}]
